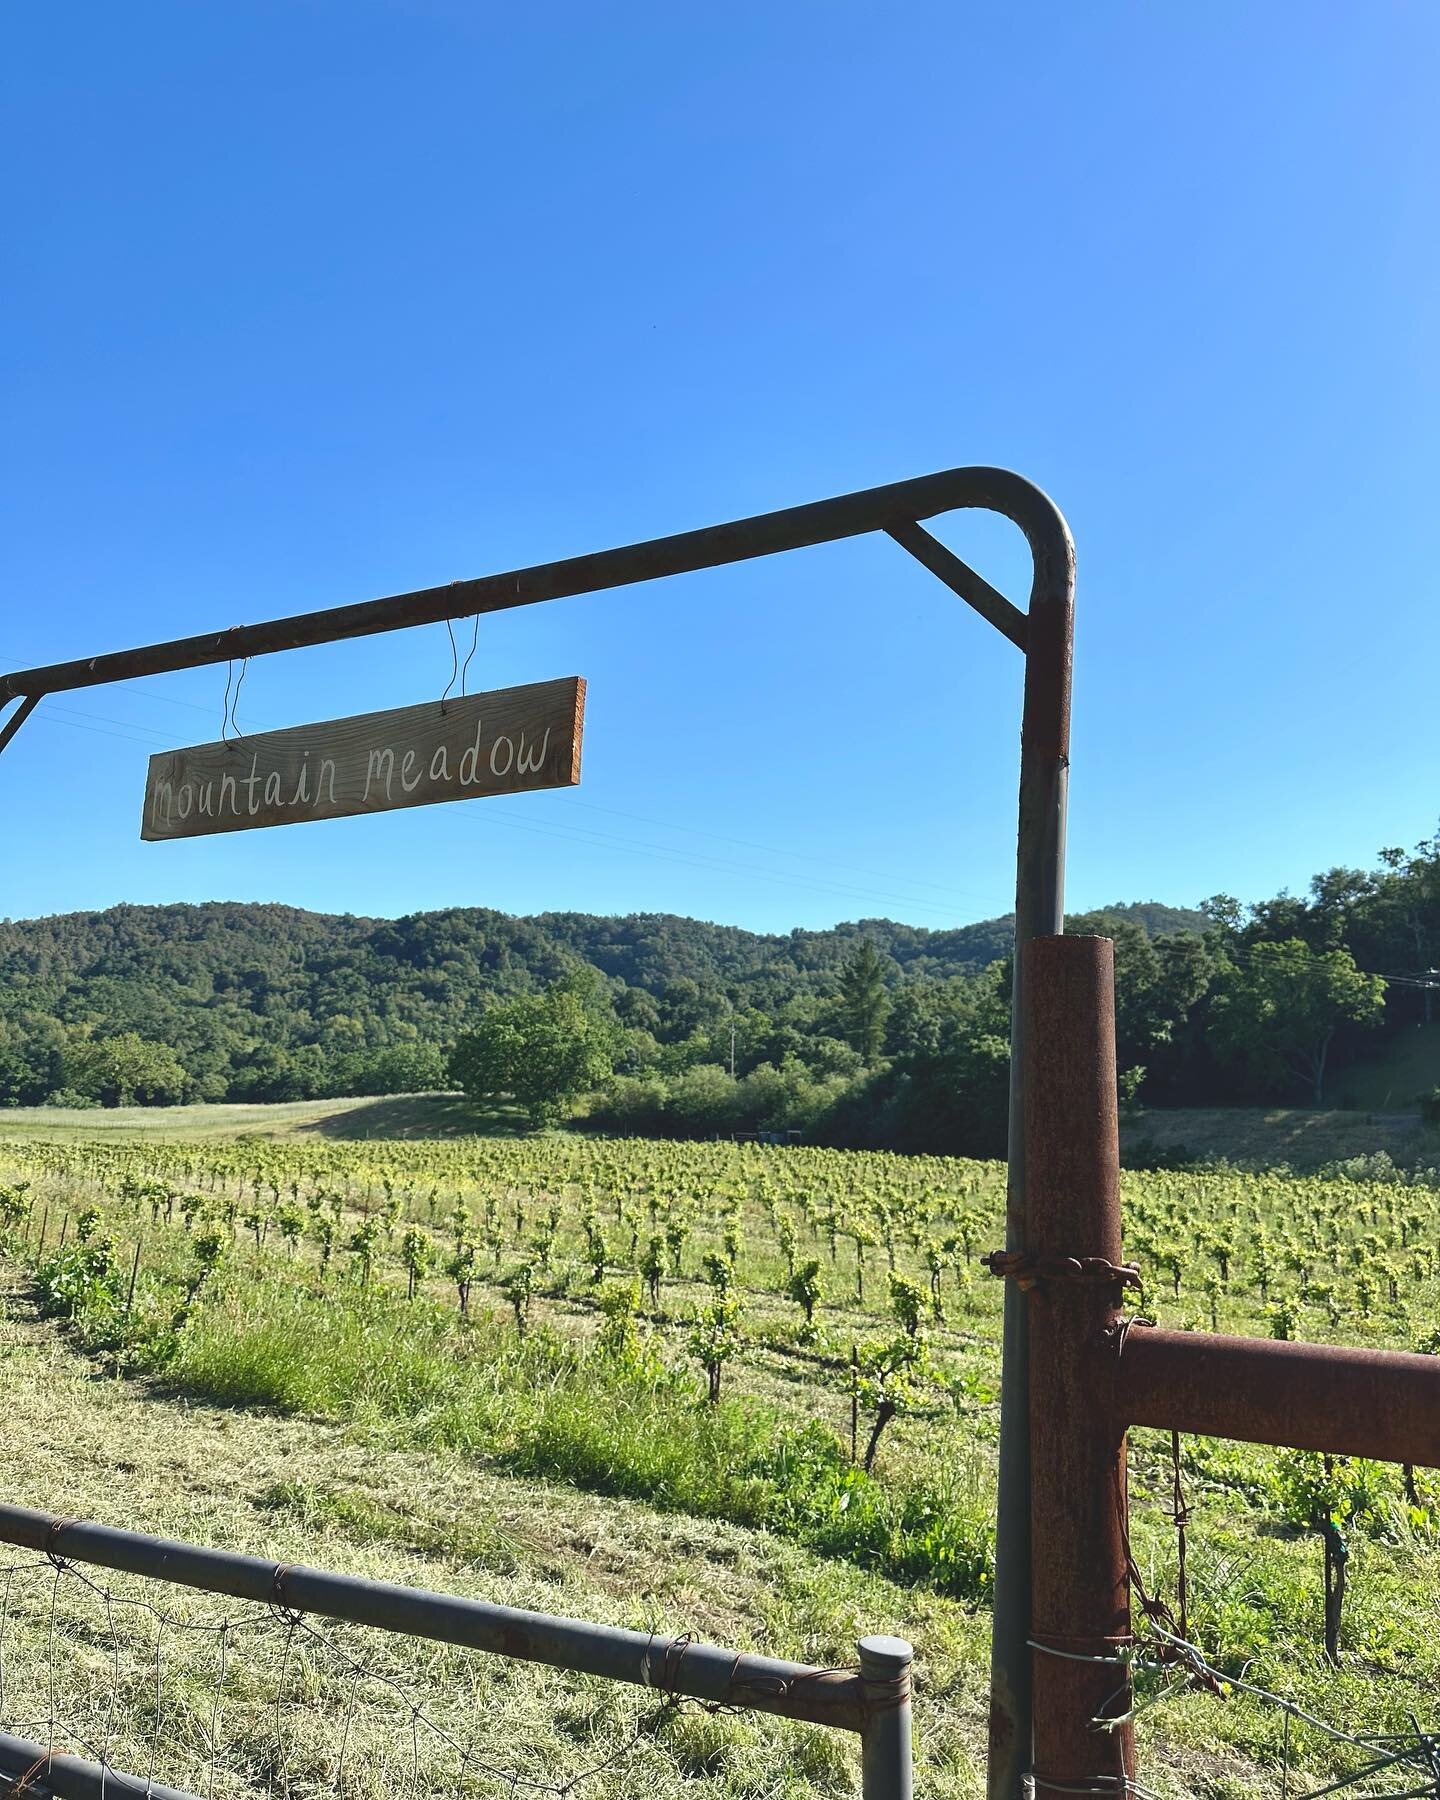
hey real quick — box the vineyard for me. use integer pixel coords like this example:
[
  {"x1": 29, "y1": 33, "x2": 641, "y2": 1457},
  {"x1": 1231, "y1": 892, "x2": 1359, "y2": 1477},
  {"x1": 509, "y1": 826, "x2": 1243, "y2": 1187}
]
[{"x1": 0, "y1": 1127, "x2": 1436, "y2": 1796}]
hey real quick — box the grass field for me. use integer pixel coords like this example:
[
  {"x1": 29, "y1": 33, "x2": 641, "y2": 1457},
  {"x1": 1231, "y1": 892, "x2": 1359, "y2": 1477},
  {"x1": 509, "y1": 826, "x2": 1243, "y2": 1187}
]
[
  {"x1": 0, "y1": 1094, "x2": 508, "y2": 1141},
  {"x1": 1122, "y1": 1103, "x2": 1439, "y2": 1172},
  {"x1": 0, "y1": 1113, "x2": 1436, "y2": 1799},
  {"x1": 1327, "y1": 1020, "x2": 1440, "y2": 1114},
  {"x1": 0, "y1": 1270, "x2": 931, "y2": 1799},
  {"x1": 3, "y1": 1091, "x2": 1437, "y2": 1168}
]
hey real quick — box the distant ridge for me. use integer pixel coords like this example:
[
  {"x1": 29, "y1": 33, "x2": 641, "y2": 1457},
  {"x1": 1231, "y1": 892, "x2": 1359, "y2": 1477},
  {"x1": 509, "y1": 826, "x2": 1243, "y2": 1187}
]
[
  {"x1": 0, "y1": 898, "x2": 1205, "y2": 1104},
  {"x1": 0, "y1": 896, "x2": 1205, "y2": 1007}
]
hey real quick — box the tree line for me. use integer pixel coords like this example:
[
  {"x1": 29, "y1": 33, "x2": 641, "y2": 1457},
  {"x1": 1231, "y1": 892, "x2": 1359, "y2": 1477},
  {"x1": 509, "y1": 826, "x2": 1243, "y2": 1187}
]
[{"x1": 1, "y1": 831, "x2": 1435, "y2": 1147}]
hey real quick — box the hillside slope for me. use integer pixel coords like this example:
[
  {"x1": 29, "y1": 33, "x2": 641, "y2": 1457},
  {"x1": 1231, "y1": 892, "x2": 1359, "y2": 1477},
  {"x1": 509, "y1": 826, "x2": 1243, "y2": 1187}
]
[{"x1": 0, "y1": 897, "x2": 1202, "y2": 1083}]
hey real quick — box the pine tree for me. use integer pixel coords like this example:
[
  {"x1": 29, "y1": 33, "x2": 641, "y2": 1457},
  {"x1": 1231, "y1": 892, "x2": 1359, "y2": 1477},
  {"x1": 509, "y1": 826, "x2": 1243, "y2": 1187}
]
[{"x1": 837, "y1": 939, "x2": 891, "y2": 1062}]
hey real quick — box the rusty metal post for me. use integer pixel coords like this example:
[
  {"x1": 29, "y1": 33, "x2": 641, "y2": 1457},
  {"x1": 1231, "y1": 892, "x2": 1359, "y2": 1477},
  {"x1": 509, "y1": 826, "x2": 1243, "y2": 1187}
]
[
  {"x1": 858, "y1": 1635, "x2": 914, "y2": 1800},
  {"x1": 988, "y1": 493, "x2": 1075, "y2": 1800},
  {"x1": 1023, "y1": 936, "x2": 1134, "y2": 1792}
]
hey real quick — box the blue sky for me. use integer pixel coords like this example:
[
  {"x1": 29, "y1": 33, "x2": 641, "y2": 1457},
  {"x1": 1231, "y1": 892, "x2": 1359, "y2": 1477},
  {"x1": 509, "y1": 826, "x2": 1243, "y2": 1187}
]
[{"x1": 3, "y1": 2, "x2": 1436, "y2": 935}]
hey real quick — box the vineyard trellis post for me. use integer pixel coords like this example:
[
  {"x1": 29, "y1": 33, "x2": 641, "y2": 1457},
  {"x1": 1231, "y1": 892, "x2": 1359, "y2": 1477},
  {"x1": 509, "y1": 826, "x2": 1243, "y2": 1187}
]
[{"x1": 0, "y1": 466, "x2": 1077, "y2": 1800}]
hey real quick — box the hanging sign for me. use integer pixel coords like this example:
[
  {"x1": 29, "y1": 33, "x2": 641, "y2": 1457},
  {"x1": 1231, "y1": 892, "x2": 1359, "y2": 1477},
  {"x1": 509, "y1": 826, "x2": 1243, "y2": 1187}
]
[{"x1": 141, "y1": 677, "x2": 585, "y2": 841}]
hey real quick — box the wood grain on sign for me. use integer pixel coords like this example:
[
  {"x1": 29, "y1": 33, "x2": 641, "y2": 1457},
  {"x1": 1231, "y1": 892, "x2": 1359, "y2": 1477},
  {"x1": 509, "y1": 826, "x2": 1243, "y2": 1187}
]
[{"x1": 141, "y1": 677, "x2": 585, "y2": 841}]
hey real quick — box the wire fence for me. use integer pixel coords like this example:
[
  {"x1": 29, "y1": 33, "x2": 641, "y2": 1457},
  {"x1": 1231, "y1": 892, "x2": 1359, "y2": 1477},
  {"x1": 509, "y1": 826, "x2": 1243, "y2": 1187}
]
[
  {"x1": 0, "y1": 1550, "x2": 682, "y2": 1800},
  {"x1": 1099, "y1": 1434, "x2": 1440, "y2": 1800},
  {"x1": 0, "y1": 1508, "x2": 910, "y2": 1800}
]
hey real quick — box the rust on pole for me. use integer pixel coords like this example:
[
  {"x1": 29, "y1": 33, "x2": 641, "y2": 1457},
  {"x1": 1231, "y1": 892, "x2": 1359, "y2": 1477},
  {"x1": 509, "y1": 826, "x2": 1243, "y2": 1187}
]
[
  {"x1": 0, "y1": 1504, "x2": 866, "y2": 1733},
  {"x1": 1109, "y1": 1328, "x2": 1440, "y2": 1468},
  {"x1": 883, "y1": 520, "x2": 1029, "y2": 650},
  {"x1": 857, "y1": 1635, "x2": 915, "y2": 1800},
  {"x1": 1022, "y1": 935, "x2": 1134, "y2": 1792},
  {"x1": 988, "y1": 488, "x2": 1074, "y2": 1800}
]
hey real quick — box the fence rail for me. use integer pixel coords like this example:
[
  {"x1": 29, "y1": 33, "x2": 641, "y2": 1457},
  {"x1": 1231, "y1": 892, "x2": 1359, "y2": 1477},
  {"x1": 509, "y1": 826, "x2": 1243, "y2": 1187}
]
[
  {"x1": 0, "y1": 1730, "x2": 199, "y2": 1800},
  {"x1": 0, "y1": 1504, "x2": 913, "y2": 1800}
]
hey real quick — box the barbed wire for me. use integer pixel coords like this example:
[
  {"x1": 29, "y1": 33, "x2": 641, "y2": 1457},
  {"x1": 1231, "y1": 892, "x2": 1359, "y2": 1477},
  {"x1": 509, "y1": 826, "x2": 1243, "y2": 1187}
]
[
  {"x1": 1108, "y1": 1422, "x2": 1438, "y2": 1800},
  {"x1": 1128, "y1": 1624, "x2": 1440, "y2": 1800},
  {"x1": 1025, "y1": 1431, "x2": 1440, "y2": 1800}
]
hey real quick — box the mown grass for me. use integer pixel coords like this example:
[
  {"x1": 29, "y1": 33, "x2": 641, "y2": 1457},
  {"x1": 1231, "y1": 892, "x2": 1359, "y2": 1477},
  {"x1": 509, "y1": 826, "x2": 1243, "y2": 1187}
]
[
  {"x1": 0, "y1": 1093, "x2": 491, "y2": 1142},
  {"x1": 5, "y1": 1250, "x2": 1436, "y2": 1800}
]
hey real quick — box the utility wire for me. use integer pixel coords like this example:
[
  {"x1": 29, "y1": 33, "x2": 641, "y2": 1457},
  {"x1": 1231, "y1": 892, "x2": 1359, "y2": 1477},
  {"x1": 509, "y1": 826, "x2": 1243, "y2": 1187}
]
[
  {"x1": 24, "y1": 714, "x2": 177, "y2": 751},
  {"x1": 457, "y1": 807, "x2": 969, "y2": 919},
  {"x1": 4, "y1": 656, "x2": 990, "y2": 920},
  {"x1": 1, "y1": 647, "x2": 990, "y2": 905},
  {"x1": 14, "y1": 700, "x2": 982, "y2": 919},
  {"x1": 41, "y1": 702, "x2": 187, "y2": 745},
  {"x1": 560, "y1": 798, "x2": 994, "y2": 905}
]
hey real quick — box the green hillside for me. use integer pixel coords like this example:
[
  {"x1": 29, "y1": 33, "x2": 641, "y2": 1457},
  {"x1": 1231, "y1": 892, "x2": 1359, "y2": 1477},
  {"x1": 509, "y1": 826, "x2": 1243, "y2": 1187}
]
[
  {"x1": 1, "y1": 830, "x2": 1437, "y2": 1160},
  {"x1": 0, "y1": 897, "x2": 1200, "y2": 1111}
]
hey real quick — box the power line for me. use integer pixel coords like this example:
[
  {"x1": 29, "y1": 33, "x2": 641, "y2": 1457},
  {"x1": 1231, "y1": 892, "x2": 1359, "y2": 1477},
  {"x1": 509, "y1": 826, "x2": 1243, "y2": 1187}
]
[
  {"x1": 458, "y1": 806, "x2": 967, "y2": 919},
  {"x1": 25, "y1": 712, "x2": 175, "y2": 751},
  {"x1": 2, "y1": 646, "x2": 990, "y2": 903},
  {"x1": 42, "y1": 702, "x2": 187, "y2": 744},
  {"x1": 2, "y1": 649, "x2": 1004, "y2": 920},
  {"x1": 14, "y1": 703, "x2": 979, "y2": 919},
  {"x1": 560, "y1": 797, "x2": 994, "y2": 905}
]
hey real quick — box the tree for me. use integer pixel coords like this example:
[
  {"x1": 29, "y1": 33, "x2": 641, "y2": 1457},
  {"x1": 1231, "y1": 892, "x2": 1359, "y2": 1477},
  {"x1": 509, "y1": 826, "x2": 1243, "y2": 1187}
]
[
  {"x1": 1068, "y1": 913, "x2": 1214, "y2": 1083},
  {"x1": 689, "y1": 1294, "x2": 741, "y2": 1404},
  {"x1": 1209, "y1": 939, "x2": 1385, "y2": 1106},
  {"x1": 853, "y1": 1333, "x2": 928, "y2": 1472},
  {"x1": 449, "y1": 977, "x2": 617, "y2": 1127},
  {"x1": 785, "y1": 1259, "x2": 822, "y2": 1336},
  {"x1": 400, "y1": 1226, "x2": 434, "y2": 1299},
  {"x1": 827, "y1": 966, "x2": 1011, "y2": 1156},
  {"x1": 64, "y1": 1033, "x2": 189, "y2": 1108},
  {"x1": 836, "y1": 939, "x2": 891, "y2": 1063}
]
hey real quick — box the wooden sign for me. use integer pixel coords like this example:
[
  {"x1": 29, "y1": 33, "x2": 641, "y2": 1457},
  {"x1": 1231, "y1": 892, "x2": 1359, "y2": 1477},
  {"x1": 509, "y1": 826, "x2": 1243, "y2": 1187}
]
[{"x1": 141, "y1": 676, "x2": 584, "y2": 841}]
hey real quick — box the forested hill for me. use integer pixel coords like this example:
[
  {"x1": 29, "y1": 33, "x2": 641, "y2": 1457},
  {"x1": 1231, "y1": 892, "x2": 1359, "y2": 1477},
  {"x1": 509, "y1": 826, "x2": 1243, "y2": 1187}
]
[{"x1": 0, "y1": 897, "x2": 1200, "y2": 1107}]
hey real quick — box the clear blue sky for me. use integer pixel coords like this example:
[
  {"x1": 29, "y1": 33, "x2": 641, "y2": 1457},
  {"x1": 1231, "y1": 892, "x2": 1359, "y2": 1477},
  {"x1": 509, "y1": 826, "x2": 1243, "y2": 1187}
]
[{"x1": 3, "y1": 2, "x2": 1436, "y2": 936}]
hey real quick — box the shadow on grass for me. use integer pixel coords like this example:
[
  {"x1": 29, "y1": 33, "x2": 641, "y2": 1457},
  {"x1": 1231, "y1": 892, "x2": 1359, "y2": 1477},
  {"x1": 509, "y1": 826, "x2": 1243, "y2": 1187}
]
[{"x1": 297, "y1": 1093, "x2": 533, "y2": 1140}]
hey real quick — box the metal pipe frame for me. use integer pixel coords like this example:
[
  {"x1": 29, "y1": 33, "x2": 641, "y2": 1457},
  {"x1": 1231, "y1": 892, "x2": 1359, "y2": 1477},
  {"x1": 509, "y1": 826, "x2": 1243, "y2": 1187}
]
[
  {"x1": 1014, "y1": 936, "x2": 1440, "y2": 1794},
  {"x1": 0, "y1": 1731, "x2": 200, "y2": 1800},
  {"x1": 0, "y1": 467, "x2": 1067, "y2": 709},
  {"x1": 0, "y1": 1504, "x2": 864, "y2": 1732},
  {"x1": 1109, "y1": 1328, "x2": 1440, "y2": 1467},
  {"x1": 0, "y1": 1655, "x2": 917, "y2": 1800},
  {"x1": 0, "y1": 465, "x2": 1077, "y2": 1800}
]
